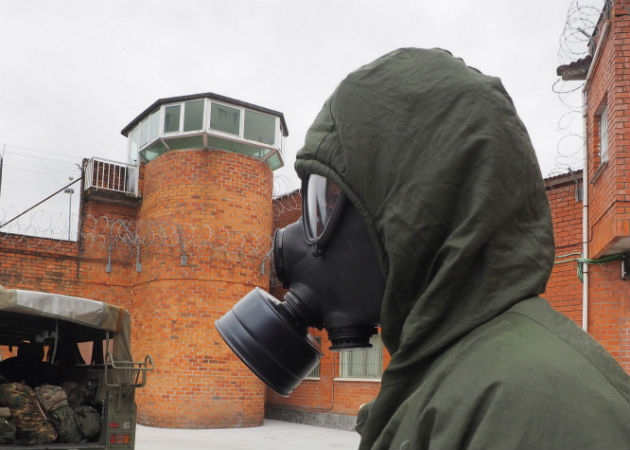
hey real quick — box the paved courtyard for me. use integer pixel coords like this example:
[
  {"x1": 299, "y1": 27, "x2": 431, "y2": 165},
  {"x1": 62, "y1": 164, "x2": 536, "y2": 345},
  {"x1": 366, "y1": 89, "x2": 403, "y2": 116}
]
[{"x1": 136, "y1": 419, "x2": 360, "y2": 450}]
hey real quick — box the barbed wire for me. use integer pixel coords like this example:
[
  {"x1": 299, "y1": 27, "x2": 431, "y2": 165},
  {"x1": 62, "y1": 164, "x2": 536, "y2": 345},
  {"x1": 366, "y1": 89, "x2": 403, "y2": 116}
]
[
  {"x1": 272, "y1": 189, "x2": 301, "y2": 217},
  {"x1": 272, "y1": 173, "x2": 300, "y2": 199},
  {"x1": 557, "y1": 0, "x2": 604, "y2": 65},
  {"x1": 1, "y1": 210, "x2": 275, "y2": 266},
  {"x1": 549, "y1": 0, "x2": 605, "y2": 177},
  {"x1": 1, "y1": 184, "x2": 304, "y2": 242}
]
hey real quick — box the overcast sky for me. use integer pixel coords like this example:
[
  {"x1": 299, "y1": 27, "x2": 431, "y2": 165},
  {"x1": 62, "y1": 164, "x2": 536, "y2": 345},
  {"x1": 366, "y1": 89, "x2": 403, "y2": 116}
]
[{"x1": 0, "y1": 0, "x2": 599, "y2": 237}]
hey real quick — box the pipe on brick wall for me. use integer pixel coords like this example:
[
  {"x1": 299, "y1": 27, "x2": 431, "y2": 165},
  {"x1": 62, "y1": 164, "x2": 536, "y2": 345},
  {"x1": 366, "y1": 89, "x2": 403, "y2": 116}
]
[
  {"x1": 580, "y1": 17, "x2": 610, "y2": 332},
  {"x1": 581, "y1": 89, "x2": 589, "y2": 333}
]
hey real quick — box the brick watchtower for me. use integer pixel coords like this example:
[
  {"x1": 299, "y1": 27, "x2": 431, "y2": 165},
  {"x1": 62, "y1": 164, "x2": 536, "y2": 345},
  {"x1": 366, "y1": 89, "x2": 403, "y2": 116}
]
[{"x1": 119, "y1": 93, "x2": 288, "y2": 427}]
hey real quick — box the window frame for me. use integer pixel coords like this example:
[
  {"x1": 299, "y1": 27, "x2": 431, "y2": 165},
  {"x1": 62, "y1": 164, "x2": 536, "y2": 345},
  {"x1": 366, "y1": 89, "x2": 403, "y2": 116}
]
[
  {"x1": 303, "y1": 336, "x2": 322, "y2": 380},
  {"x1": 598, "y1": 104, "x2": 609, "y2": 165},
  {"x1": 162, "y1": 103, "x2": 184, "y2": 135},
  {"x1": 128, "y1": 97, "x2": 284, "y2": 168},
  {"x1": 336, "y1": 333, "x2": 384, "y2": 380},
  {"x1": 208, "y1": 100, "x2": 244, "y2": 140},
  {"x1": 128, "y1": 128, "x2": 139, "y2": 164},
  {"x1": 208, "y1": 100, "x2": 279, "y2": 147},
  {"x1": 243, "y1": 109, "x2": 277, "y2": 147},
  {"x1": 182, "y1": 98, "x2": 206, "y2": 133}
]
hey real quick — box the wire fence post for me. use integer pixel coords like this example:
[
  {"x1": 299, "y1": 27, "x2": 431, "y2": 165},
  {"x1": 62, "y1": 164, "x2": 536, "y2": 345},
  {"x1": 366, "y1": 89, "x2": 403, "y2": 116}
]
[
  {"x1": 177, "y1": 225, "x2": 188, "y2": 266},
  {"x1": 136, "y1": 244, "x2": 142, "y2": 273}
]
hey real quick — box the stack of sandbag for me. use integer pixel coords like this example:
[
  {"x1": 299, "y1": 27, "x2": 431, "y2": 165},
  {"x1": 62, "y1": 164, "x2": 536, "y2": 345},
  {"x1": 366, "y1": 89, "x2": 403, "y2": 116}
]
[
  {"x1": 73, "y1": 405, "x2": 101, "y2": 439},
  {"x1": 63, "y1": 378, "x2": 99, "y2": 408},
  {"x1": 35, "y1": 384, "x2": 83, "y2": 443},
  {"x1": 0, "y1": 382, "x2": 57, "y2": 445},
  {"x1": 0, "y1": 407, "x2": 16, "y2": 444},
  {"x1": 62, "y1": 379, "x2": 101, "y2": 440}
]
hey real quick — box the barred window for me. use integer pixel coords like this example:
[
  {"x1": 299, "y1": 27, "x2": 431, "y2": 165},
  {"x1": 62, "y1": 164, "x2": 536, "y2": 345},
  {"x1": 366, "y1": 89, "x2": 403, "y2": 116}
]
[{"x1": 339, "y1": 334, "x2": 383, "y2": 379}]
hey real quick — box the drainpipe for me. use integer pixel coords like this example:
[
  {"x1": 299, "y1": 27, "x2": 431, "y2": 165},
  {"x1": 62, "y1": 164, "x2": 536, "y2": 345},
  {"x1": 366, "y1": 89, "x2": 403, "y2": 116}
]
[
  {"x1": 581, "y1": 90, "x2": 589, "y2": 332},
  {"x1": 580, "y1": 18, "x2": 610, "y2": 332}
]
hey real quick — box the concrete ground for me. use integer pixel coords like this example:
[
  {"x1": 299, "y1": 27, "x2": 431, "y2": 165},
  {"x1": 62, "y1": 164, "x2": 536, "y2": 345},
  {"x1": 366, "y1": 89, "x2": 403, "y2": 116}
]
[{"x1": 135, "y1": 419, "x2": 360, "y2": 450}]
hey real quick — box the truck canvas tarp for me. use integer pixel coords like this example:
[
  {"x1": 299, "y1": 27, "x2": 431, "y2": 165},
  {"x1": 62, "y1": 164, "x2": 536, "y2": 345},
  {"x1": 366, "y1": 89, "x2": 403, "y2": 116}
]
[{"x1": 0, "y1": 286, "x2": 152, "y2": 450}]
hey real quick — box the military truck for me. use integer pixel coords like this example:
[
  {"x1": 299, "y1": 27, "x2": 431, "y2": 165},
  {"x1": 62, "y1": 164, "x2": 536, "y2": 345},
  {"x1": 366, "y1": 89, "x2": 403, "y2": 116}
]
[{"x1": 0, "y1": 287, "x2": 152, "y2": 449}]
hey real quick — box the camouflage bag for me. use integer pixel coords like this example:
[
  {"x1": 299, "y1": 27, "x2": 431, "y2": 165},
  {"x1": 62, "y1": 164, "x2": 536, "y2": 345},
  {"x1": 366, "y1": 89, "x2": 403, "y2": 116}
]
[
  {"x1": 65, "y1": 378, "x2": 99, "y2": 408},
  {"x1": 50, "y1": 406, "x2": 83, "y2": 443},
  {"x1": 0, "y1": 417, "x2": 16, "y2": 444},
  {"x1": 35, "y1": 385, "x2": 82, "y2": 443},
  {"x1": 0, "y1": 382, "x2": 57, "y2": 445},
  {"x1": 35, "y1": 384, "x2": 68, "y2": 413},
  {"x1": 74, "y1": 405, "x2": 101, "y2": 439}
]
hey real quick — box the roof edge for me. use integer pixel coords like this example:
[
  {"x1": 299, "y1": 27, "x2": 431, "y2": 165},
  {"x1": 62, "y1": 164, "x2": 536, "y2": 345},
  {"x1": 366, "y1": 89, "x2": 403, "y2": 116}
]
[
  {"x1": 121, "y1": 92, "x2": 289, "y2": 137},
  {"x1": 544, "y1": 169, "x2": 583, "y2": 189}
]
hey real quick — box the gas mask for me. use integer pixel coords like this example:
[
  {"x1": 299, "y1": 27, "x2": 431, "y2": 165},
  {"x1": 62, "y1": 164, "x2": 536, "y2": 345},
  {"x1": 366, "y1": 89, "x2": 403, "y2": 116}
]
[{"x1": 215, "y1": 174, "x2": 385, "y2": 396}]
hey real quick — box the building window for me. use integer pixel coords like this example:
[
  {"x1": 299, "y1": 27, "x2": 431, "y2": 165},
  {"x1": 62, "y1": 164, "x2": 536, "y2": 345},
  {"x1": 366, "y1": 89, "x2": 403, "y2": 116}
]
[
  {"x1": 139, "y1": 117, "x2": 149, "y2": 147},
  {"x1": 148, "y1": 110, "x2": 160, "y2": 143},
  {"x1": 128, "y1": 128, "x2": 139, "y2": 164},
  {"x1": 339, "y1": 334, "x2": 383, "y2": 379},
  {"x1": 164, "y1": 104, "x2": 181, "y2": 133},
  {"x1": 306, "y1": 336, "x2": 322, "y2": 378},
  {"x1": 244, "y1": 110, "x2": 276, "y2": 145},
  {"x1": 210, "y1": 102, "x2": 240, "y2": 136},
  {"x1": 183, "y1": 99, "x2": 204, "y2": 132},
  {"x1": 598, "y1": 105, "x2": 608, "y2": 164},
  {"x1": 129, "y1": 96, "x2": 283, "y2": 170}
]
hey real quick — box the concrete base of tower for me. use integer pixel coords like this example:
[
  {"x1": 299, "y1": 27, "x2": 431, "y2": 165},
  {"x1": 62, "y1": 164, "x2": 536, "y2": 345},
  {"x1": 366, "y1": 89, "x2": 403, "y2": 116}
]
[{"x1": 264, "y1": 405, "x2": 358, "y2": 431}]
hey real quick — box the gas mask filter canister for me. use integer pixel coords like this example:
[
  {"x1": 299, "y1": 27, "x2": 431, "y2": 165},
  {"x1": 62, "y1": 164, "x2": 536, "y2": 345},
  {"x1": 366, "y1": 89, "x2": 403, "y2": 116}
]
[{"x1": 215, "y1": 174, "x2": 385, "y2": 396}]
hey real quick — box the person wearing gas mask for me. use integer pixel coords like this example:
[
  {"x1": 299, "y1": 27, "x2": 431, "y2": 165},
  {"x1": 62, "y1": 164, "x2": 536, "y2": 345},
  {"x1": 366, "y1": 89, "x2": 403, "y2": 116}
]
[{"x1": 217, "y1": 48, "x2": 630, "y2": 450}]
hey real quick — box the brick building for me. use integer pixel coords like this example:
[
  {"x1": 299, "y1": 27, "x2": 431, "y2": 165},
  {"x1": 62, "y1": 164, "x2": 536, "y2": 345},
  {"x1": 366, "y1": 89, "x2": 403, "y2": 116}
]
[
  {"x1": 556, "y1": 0, "x2": 630, "y2": 367},
  {"x1": 1, "y1": 1, "x2": 628, "y2": 429},
  {"x1": 1, "y1": 92, "x2": 287, "y2": 429}
]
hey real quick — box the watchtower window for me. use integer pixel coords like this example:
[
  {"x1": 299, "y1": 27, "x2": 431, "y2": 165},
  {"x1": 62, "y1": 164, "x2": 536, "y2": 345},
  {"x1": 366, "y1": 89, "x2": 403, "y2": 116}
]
[
  {"x1": 183, "y1": 99, "x2": 204, "y2": 132},
  {"x1": 164, "y1": 105, "x2": 181, "y2": 133},
  {"x1": 210, "y1": 103, "x2": 240, "y2": 135},
  {"x1": 126, "y1": 94, "x2": 286, "y2": 170},
  {"x1": 244, "y1": 110, "x2": 276, "y2": 146}
]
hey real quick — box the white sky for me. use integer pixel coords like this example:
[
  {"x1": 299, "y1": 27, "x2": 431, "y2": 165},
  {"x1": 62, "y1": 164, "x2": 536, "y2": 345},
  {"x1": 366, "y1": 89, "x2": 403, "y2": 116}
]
[{"x1": 0, "y1": 0, "x2": 599, "y2": 236}]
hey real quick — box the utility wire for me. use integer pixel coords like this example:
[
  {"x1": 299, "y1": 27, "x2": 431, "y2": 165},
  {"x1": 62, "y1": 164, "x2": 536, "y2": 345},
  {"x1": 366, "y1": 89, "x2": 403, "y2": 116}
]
[{"x1": 0, "y1": 177, "x2": 83, "y2": 230}]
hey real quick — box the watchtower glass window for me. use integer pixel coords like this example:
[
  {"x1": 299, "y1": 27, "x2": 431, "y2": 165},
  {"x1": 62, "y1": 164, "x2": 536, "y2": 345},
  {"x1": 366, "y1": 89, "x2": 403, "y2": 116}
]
[{"x1": 124, "y1": 93, "x2": 287, "y2": 171}]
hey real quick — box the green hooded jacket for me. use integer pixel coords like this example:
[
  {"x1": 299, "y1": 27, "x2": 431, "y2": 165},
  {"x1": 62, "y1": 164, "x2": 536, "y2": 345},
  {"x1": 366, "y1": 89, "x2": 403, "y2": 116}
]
[{"x1": 295, "y1": 48, "x2": 630, "y2": 450}]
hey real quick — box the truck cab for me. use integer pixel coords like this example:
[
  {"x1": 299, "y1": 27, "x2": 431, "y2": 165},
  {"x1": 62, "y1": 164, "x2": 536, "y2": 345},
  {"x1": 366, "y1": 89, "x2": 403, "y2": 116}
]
[{"x1": 0, "y1": 287, "x2": 152, "y2": 449}]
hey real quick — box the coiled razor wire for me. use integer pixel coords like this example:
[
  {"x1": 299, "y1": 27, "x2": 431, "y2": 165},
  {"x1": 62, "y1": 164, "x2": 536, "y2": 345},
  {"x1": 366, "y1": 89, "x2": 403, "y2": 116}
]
[
  {"x1": 549, "y1": 0, "x2": 606, "y2": 177},
  {"x1": 1, "y1": 210, "x2": 277, "y2": 269}
]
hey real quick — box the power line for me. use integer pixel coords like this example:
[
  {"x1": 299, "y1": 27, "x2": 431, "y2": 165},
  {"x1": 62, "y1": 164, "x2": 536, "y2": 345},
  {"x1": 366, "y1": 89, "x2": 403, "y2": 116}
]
[{"x1": 0, "y1": 177, "x2": 83, "y2": 230}]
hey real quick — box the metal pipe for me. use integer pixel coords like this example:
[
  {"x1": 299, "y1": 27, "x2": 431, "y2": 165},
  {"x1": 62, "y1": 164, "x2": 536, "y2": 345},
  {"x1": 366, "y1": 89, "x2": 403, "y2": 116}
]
[
  {"x1": 582, "y1": 89, "x2": 589, "y2": 332},
  {"x1": 64, "y1": 187, "x2": 74, "y2": 240}
]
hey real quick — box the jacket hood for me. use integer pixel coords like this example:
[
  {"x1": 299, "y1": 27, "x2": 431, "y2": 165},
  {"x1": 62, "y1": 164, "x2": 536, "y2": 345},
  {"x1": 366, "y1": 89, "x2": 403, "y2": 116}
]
[{"x1": 295, "y1": 48, "x2": 554, "y2": 441}]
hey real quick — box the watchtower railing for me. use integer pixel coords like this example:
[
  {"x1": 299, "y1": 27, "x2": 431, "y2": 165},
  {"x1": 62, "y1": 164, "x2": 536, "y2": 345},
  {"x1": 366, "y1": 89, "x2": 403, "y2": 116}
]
[{"x1": 84, "y1": 158, "x2": 139, "y2": 197}]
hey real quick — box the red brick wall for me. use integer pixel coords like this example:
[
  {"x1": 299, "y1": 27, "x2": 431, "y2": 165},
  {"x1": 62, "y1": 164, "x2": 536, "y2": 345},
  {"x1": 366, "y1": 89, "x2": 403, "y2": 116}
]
[
  {"x1": 584, "y1": 0, "x2": 630, "y2": 371},
  {"x1": 544, "y1": 175, "x2": 584, "y2": 325},
  {"x1": 588, "y1": 261, "x2": 630, "y2": 369},
  {"x1": 586, "y1": 2, "x2": 630, "y2": 258},
  {"x1": 0, "y1": 235, "x2": 80, "y2": 295},
  {"x1": 131, "y1": 149, "x2": 272, "y2": 428},
  {"x1": 0, "y1": 148, "x2": 274, "y2": 429}
]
